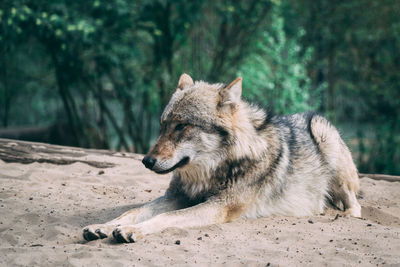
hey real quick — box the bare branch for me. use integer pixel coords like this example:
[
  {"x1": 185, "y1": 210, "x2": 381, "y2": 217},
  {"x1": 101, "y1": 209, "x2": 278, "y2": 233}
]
[{"x1": 359, "y1": 173, "x2": 400, "y2": 182}]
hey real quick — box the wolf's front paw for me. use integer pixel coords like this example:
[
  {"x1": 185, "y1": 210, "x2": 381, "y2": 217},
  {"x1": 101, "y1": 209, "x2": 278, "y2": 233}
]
[
  {"x1": 82, "y1": 224, "x2": 114, "y2": 241},
  {"x1": 112, "y1": 226, "x2": 144, "y2": 243}
]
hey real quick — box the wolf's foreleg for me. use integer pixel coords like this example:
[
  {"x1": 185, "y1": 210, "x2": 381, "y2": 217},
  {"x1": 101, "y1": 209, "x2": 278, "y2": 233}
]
[
  {"x1": 112, "y1": 200, "x2": 242, "y2": 243},
  {"x1": 83, "y1": 195, "x2": 185, "y2": 241}
]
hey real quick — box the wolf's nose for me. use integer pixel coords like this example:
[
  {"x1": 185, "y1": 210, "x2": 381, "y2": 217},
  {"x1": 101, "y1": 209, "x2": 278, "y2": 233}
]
[{"x1": 142, "y1": 156, "x2": 157, "y2": 170}]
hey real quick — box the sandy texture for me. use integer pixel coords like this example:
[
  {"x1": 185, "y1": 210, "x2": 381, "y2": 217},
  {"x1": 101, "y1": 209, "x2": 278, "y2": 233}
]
[{"x1": 0, "y1": 151, "x2": 399, "y2": 266}]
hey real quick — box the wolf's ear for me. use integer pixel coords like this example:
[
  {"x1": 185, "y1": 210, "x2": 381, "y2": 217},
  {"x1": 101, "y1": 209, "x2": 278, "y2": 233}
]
[
  {"x1": 219, "y1": 77, "x2": 242, "y2": 106},
  {"x1": 177, "y1": 73, "x2": 194, "y2": 90}
]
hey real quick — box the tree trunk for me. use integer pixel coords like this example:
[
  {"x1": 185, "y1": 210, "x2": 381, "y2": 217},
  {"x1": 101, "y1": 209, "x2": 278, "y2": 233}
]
[
  {"x1": 359, "y1": 173, "x2": 400, "y2": 182},
  {"x1": 0, "y1": 138, "x2": 141, "y2": 168}
]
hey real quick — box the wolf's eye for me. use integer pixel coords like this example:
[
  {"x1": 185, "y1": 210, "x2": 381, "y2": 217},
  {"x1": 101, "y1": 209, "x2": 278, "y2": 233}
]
[{"x1": 174, "y1": 123, "x2": 186, "y2": 131}]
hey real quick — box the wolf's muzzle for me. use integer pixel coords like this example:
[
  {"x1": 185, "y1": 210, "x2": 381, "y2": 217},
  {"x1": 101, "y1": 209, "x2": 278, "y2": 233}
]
[{"x1": 142, "y1": 155, "x2": 157, "y2": 170}]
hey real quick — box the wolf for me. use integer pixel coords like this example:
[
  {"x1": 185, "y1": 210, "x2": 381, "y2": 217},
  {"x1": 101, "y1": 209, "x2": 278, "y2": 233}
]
[{"x1": 83, "y1": 74, "x2": 361, "y2": 243}]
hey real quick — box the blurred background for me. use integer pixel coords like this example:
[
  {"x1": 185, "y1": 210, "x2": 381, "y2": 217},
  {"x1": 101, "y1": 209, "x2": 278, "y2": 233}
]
[{"x1": 0, "y1": 0, "x2": 399, "y2": 174}]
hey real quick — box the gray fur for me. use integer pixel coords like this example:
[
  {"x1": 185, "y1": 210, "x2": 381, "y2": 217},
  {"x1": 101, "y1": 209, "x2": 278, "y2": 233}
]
[{"x1": 82, "y1": 75, "x2": 361, "y2": 243}]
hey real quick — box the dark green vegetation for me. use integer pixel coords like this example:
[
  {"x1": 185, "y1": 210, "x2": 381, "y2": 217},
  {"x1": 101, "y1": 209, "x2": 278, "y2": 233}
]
[{"x1": 1, "y1": 0, "x2": 399, "y2": 174}]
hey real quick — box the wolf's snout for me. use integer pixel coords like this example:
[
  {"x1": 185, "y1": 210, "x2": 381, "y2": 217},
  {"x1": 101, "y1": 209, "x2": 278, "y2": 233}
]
[{"x1": 142, "y1": 155, "x2": 157, "y2": 170}]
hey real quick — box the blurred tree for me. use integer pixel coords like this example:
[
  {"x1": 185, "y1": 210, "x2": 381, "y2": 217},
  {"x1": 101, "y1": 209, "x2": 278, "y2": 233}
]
[
  {"x1": 1, "y1": 0, "x2": 400, "y2": 174},
  {"x1": 291, "y1": 0, "x2": 400, "y2": 174},
  {"x1": 238, "y1": 4, "x2": 320, "y2": 114},
  {"x1": 0, "y1": 0, "x2": 274, "y2": 153}
]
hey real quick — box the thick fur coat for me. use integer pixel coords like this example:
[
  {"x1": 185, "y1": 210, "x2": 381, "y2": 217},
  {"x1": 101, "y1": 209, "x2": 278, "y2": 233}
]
[{"x1": 83, "y1": 74, "x2": 361, "y2": 243}]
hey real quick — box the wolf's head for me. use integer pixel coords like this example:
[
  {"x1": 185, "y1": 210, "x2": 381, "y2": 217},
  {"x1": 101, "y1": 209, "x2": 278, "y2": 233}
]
[{"x1": 142, "y1": 73, "x2": 266, "y2": 175}]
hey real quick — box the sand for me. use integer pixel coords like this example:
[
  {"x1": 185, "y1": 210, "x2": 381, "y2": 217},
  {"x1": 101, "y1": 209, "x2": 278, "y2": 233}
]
[{"x1": 0, "y1": 149, "x2": 399, "y2": 266}]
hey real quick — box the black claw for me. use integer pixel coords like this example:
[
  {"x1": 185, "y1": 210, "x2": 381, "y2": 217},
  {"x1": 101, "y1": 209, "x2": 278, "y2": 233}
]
[
  {"x1": 113, "y1": 229, "x2": 128, "y2": 243},
  {"x1": 95, "y1": 229, "x2": 108, "y2": 239},
  {"x1": 127, "y1": 233, "x2": 135, "y2": 243},
  {"x1": 112, "y1": 228, "x2": 120, "y2": 237},
  {"x1": 83, "y1": 229, "x2": 99, "y2": 241}
]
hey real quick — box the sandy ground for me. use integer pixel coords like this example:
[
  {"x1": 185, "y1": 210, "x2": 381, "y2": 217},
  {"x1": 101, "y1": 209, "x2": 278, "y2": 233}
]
[{"x1": 0, "y1": 151, "x2": 399, "y2": 266}]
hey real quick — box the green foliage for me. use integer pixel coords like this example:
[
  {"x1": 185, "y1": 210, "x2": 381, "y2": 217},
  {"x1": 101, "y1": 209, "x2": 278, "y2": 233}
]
[
  {"x1": 238, "y1": 6, "x2": 320, "y2": 114},
  {"x1": 290, "y1": 0, "x2": 400, "y2": 174},
  {"x1": 0, "y1": 0, "x2": 274, "y2": 152}
]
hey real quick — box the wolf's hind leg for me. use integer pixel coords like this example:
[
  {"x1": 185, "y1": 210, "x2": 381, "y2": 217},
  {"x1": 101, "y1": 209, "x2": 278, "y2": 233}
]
[
  {"x1": 333, "y1": 143, "x2": 362, "y2": 218},
  {"x1": 342, "y1": 183, "x2": 361, "y2": 217},
  {"x1": 330, "y1": 176, "x2": 361, "y2": 218},
  {"x1": 310, "y1": 115, "x2": 361, "y2": 218}
]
